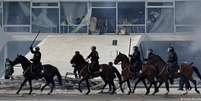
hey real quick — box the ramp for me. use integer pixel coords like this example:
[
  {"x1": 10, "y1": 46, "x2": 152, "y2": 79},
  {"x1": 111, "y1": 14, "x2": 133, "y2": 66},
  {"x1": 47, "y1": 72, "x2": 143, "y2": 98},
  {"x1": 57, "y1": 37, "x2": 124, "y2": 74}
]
[{"x1": 14, "y1": 35, "x2": 143, "y2": 76}]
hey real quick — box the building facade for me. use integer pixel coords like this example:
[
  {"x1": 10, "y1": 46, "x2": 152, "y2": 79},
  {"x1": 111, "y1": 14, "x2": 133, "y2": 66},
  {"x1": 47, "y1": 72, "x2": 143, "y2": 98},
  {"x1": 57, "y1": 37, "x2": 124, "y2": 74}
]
[
  {"x1": 0, "y1": 0, "x2": 201, "y2": 77},
  {"x1": 1, "y1": 0, "x2": 200, "y2": 34}
]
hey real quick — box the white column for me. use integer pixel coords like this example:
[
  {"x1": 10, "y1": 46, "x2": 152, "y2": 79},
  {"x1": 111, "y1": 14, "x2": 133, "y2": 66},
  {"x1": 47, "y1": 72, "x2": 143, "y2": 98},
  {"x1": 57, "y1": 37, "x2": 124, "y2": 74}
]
[
  {"x1": 145, "y1": 0, "x2": 147, "y2": 33},
  {"x1": 116, "y1": 1, "x2": 118, "y2": 35},
  {"x1": 58, "y1": 1, "x2": 61, "y2": 34},
  {"x1": 2, "y1": 45, "x2": 7, "y2": 79}
]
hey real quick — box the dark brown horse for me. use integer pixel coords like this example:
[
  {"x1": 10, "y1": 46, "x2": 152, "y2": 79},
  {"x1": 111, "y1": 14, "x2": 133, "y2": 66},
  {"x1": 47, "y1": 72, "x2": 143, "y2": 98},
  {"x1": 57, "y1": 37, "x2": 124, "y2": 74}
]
[
  {"x1": 148, "y1": 55, "x2": 201, "y2": 95},
  {"x1": 70, "y1": 55, "x2": 122, "y2": 95},
  {"x1": 114, "y1": 52, "x2": 148, "y2": 95},
  {"x1": 133, "y1": 63, "x2": 158, "y2": 95}
]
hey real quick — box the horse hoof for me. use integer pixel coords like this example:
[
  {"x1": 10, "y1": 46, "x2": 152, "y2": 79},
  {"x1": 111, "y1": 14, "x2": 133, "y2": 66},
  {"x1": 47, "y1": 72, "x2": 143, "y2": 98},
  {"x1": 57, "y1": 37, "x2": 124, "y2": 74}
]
[
  {"x1": 127, "y1": 91, "x2": 131, "y2": 95},
  {"x1": 164, "y1": 92, "x2": 169, "y2": 95},
  {"x1": 120, "y1": 89, "x2": 124, "y2": 94},
  {"x1": 110, "y1": 91, "x2": 115, "y2": 95},
  {"x1": 48, "y1": 93, "x2": 51, "y2": 95},
  {"x1": 86, "y1": 92, "x2": 90, "y2": 95},
  {"x1": 183, "y1": 92, "x2": 188, "y2": 95},
  {"x1": 152, "y1": 93, "x2": 156, "y2": 95},
  {"x1": 16, "y1": 92, "x2": 19, "y2": 95},
  {"x1": 78, "y1": 89, "x2": 82, "y2": 93},
  {"x1": 196, "y1": 90, "x2": 200, "y2": 94},
  {"x1": 145, "y1": 90, "x2": 150, "y2": 95}
]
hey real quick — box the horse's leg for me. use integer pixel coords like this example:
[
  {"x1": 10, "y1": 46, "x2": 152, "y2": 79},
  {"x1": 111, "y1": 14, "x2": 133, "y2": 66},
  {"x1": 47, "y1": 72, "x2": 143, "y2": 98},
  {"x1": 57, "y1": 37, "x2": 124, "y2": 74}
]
[
  {"x1": 16, "y1": 79, "x2": 27, "y2": 94},
  {"x1": 146, "y1": 82, "x2": 153, "y2": 95},
  {"x1": 41, "y1": 82, "x2": 49, "y2": 92},
  {"x1": 78, "y1": 78, "x2": 85, "y2": 93},
  {"x1": 48, "y1": 80, "x2": 55, "y2": 95},
  {"x1": 132, "y1": 77, "x2": 141, "y2": 93},
  {"x1": 78, "y1": 69, "x2": 81, "y2": 78},
  {"x1": 85, "y1": 79, "x2": 90, "y2": 95},
  {"x1": 28, "y1": 79, "x2": 33, "y2": 95},
  {"x1": 190, "y1": 79, "x2": 200, "y2": 94},
  {"x1": 142, "y1": 79, "x2": 148, "y2": 95},
  {"x1": 120, "y1": 80, "x2": 125, "y2": 93},
  {"x1": 101, "y1": 81, "x2": 108, "y2": 93},
  {"x1": 74, "y1": 68, "x2": 78, "y2": 78},
  {"x1": 152, "y1": 80, "x2": 158, "y2": 95},
  {"x1": 127, "y1": 80, "x2": 131, "y2": 95},
  {"x1": 164, "y1": 81, "x2": 169, "y2": 95},
  {"x1": 155, "y1": 81, "x2": 163, "y2": 94},
  {"x1": 111, "y1": 81, "x2": 116, "y2": 94},
  {"x1": 109, "y1": 83, "x2": 112, "y2": 92}
]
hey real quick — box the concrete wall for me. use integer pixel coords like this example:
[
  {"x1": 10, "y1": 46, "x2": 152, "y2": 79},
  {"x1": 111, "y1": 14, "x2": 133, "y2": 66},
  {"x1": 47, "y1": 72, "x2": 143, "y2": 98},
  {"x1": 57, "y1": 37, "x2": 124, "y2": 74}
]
[{"x1": 17, "y1": 35, "x2": 143, "y2": 76}]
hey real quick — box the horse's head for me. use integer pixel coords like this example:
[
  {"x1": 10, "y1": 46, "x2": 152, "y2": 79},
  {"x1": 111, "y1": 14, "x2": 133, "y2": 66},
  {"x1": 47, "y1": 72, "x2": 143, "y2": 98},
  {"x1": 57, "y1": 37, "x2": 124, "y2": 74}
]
[{"x1": 114, "y1": 52, "x2": 128, "y2": 65}]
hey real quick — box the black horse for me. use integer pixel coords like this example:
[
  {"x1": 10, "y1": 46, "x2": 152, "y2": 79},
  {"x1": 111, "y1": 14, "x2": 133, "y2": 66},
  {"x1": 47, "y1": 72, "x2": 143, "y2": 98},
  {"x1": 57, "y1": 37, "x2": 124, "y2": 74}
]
[
  {"x1": 70, "y1": 54, "x2": 123, "y2": 94},
  {"x1": 10, "y1": 54, "x2": 62, "y2": 95}
]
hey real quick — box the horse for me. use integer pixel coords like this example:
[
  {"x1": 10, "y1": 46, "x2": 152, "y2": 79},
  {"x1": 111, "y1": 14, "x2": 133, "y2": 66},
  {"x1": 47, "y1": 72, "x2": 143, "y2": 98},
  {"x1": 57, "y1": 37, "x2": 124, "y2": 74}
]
[
  {"x1": 132, "y1": 63, "x2": 158, "y2": 95},
  {"x1": 70, "y1": 54, "x2": 123, "y2": 95},
  {"x1": 147, "y1": 54, "x2": 201, "y2": 95},
  {"x1": 114, "y1": 52, "x2": 148, "y2": 95},
  {"x1": 9, "y1": 54, "x2": 62, "y2": 95}
]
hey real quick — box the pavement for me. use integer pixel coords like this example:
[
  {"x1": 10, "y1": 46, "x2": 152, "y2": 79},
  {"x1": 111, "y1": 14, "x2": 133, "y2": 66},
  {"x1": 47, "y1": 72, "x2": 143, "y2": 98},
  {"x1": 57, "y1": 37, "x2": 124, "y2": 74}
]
[{"x1": 0, "y1": 88, "x2": 201, "y2": 101}]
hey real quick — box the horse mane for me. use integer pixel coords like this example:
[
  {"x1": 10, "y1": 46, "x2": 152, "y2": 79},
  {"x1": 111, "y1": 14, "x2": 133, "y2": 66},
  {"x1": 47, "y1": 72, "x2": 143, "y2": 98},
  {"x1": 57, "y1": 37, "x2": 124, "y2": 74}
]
[
  {"x1": 19, "y1": 55, "x2": 31, "y2": 64},
  {"x1": 120, "y1": 53, "x2": 130, "y2": 63},
  {"x1": 154, "y1": 55, "x2": 166, "y2": 65}
]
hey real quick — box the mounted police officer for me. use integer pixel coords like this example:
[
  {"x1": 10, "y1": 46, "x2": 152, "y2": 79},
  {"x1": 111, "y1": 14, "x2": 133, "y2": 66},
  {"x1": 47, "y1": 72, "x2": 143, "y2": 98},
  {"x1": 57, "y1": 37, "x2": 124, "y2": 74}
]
[
  {"x1": 129, "y1": 46, "x2": 142, "y2": 79},
  {"x1": 167, "y1": 46, "x2": 179, "y2": 84},
  {"x1": 30, "y1": 46, "x2": 42, "y2": 78},
  {"x1": 145, "y1": 49, "x2": 161, "y2": 77},
  {"x1": 86, "y1": 46, "x2": 99, "y2": 75},
  {"x1": 146, "y1": 49, "x2": 156, "y2": 61},
  {"x1": 71, "y1": 51, "x2": 84, "y2": 78}
]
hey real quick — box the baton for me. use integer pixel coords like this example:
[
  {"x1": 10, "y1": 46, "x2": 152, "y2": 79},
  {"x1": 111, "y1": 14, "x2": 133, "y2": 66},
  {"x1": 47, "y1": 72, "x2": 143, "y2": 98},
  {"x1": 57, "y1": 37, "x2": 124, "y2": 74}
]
[
  {"x1": 139, "y1": 43, "x2": 145, "y2": 61},
  {"x1": 128, "y1": 37, "x2": 132, "y2": 55},
  {"x1": 30, "y1": 31, "x2": 40, "y2": 47}
]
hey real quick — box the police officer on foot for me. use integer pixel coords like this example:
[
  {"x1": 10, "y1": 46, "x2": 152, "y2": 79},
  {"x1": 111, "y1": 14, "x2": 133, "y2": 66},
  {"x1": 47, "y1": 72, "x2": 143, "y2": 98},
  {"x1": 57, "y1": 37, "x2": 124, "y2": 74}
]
[{"x1": 71, "y1": 51, "x2": 84, "y2": 78}]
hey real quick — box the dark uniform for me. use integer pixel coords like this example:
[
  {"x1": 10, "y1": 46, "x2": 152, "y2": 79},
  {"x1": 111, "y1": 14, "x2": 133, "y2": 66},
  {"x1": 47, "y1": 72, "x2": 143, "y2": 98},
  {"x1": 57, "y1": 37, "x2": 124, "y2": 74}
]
[
  {"x1": 129, "y1": 46, "x2": 142, "y2": 79},
  {"x1": 30, "y1": 46, "x2": 42, "y2": 76},
  {"x1": 145, "y1": 49, "x2": 160, "y2": 77},
  {"x1": 108, "y1": 62, "x2": 117, "y2": 79},
  {"x1": 167, "y1": 47, "x2": 179, "y2": 84},
  {"x1": 167, "y1": 47, "x2": 191, "y2": 90},
  {"x1": 87, "y1": 46, "x2": 99, "y2": 73},
  {"x1": 145, "y1": 49, "x2": 156, "y2": 61},
  {"x1": 71, "y1": 51, "x2": 84, "y2": 78}
]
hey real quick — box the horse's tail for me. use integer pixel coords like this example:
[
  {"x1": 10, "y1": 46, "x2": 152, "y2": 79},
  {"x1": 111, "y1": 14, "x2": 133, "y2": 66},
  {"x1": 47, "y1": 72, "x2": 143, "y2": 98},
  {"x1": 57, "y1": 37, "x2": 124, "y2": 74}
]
[
  {"x1": 55, "y1": 68, "x2": 63, "y2": 85},
  {"x1": 192, "y1": 66, "x2": 201, "y2": 81}
]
